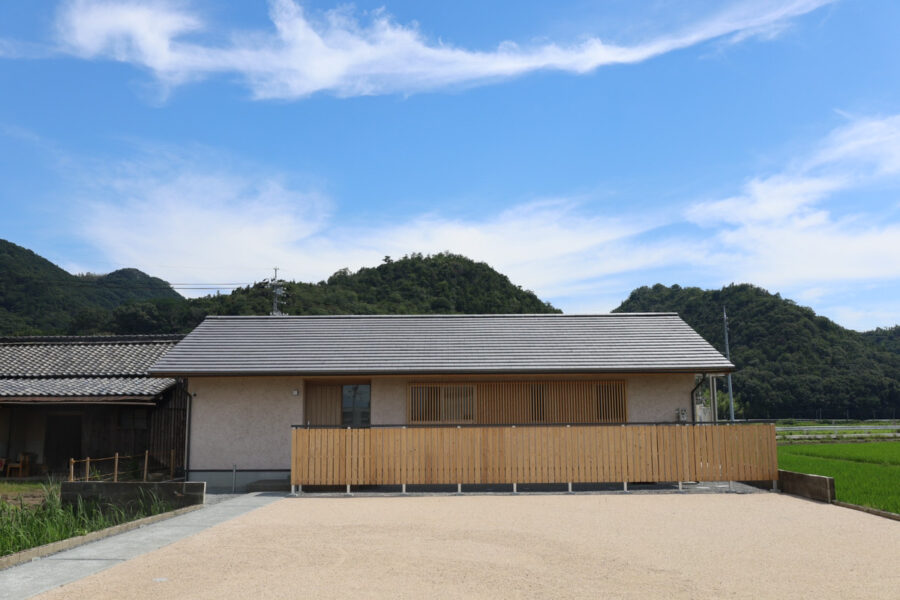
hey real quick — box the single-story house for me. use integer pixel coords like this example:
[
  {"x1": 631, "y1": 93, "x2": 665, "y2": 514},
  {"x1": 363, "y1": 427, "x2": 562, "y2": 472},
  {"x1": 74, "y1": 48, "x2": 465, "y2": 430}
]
[
  {"x1": 0, "y1": 335, "x2": 187, "y2": 475},
  {"x1": 149, "y1": 314, "x2": 747, "y2": 491}
]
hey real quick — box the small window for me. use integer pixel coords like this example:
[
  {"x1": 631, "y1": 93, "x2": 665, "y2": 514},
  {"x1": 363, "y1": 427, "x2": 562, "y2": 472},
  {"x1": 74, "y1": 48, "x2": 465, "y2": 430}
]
[
  {"x1": 341, "y1": 384, "x2": 371, "y2": 427},
  {"x1": 408, "y1": 384, "x2": 475, "y2": 423}
]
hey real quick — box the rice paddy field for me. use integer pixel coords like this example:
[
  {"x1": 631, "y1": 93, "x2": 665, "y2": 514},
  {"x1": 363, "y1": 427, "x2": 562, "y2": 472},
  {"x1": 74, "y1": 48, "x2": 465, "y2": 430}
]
[{"x1": 778, "y1": 441, "x2": 900, "y2": 514}]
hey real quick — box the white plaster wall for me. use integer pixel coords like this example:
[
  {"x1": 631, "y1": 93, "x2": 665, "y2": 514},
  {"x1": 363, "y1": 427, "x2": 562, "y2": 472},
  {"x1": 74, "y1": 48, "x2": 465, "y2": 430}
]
[
  {"x1": 371, "y1": 378, "x2": 406, "y2": 424},
  {"x1": 189, "y1": 376, "x2": 305, "y2": 470},
  {"x1": 624, "y1": 373, "x2": 694, "y2": 422}
]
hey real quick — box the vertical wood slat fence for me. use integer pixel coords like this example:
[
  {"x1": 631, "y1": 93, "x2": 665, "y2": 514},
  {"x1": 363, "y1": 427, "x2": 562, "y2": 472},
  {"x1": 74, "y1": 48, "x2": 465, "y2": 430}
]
[{"x1": 291, "y1": 424, "x2": 777, "y2": 487}]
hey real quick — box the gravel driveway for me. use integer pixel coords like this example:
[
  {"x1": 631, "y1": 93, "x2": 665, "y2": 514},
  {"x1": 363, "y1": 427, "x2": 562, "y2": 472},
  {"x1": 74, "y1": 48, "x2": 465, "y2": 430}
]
[{"x1": 32, "y1": 493, "x2": 900, "y2": 599}]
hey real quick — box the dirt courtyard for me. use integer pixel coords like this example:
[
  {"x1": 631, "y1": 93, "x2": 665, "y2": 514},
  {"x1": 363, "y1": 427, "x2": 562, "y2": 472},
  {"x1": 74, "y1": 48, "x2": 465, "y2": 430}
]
[{"x1": 34, "y1": 493, "x2": 900, "y2": 599}]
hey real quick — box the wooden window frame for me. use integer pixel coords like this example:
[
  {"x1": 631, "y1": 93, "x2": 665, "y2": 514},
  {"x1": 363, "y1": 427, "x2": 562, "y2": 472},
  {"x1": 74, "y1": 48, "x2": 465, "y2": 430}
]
[{"x1": 407, "y1": 380, "x2": 627, "y2": 425}]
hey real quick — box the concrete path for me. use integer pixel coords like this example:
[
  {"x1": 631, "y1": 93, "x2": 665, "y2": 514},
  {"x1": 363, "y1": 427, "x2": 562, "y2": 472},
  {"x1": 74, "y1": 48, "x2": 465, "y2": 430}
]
[
  {"x1": 0, "y1": 493, "x2": 283, "y2": 600},
  {"x1": 18, "y1": 492, "x2": 900, "y2": 600}
]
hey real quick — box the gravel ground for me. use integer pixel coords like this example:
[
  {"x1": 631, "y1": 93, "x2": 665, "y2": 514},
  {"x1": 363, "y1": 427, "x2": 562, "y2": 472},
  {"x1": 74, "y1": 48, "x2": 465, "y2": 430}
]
[{"x1": 32, "y1": 493, "x2": 900, "y2": 600}]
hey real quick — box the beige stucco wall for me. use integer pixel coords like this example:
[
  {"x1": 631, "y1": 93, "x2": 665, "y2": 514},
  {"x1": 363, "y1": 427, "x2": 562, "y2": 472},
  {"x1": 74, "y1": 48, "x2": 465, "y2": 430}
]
[
  {"x1": 369, "y1": 373, "x2": 695, "y2": 424},
  {"x1": 371, "y1": 378, "x2": 406, "y2": 424},
  {"x1": 188, "y1": 376, "x2": 305, "y2": 470},
  {"x1": 187, "y1": 372, "x2": 696, "y2": 470},
  {"x1": 623, "y1": 373, "x2": 694, "y2": 422}
]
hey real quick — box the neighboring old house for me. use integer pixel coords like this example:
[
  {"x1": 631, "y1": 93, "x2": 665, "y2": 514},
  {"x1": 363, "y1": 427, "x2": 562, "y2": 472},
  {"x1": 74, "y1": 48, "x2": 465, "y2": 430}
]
[
  {"x1": 149, "y1": 314, "x2": 748, "y2": 491},
  {"x1": 0, "y1": 335, "x2": 186, "y2": 475}
]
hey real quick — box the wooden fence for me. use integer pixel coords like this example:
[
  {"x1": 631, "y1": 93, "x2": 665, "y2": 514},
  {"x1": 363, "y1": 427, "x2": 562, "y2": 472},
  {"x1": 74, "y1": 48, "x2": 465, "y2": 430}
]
[
  {"x1": 68, "y1": 449, "x2": 178, "y2": 482},
  {"x1": 291, "y1": 423, "x2": 778, "y2": 487}
]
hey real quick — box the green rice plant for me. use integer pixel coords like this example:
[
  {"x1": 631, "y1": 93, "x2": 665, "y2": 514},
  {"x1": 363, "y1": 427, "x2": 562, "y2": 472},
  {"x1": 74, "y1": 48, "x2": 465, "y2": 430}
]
[
  {"x1": 783, "y1": 441, "x2": 900, "y2": 466},
  {"x1": 0, "y1": 483, "x2": 173, "y2": 557},
  {"x1": 779, "y1": 442, "x2": 900, "y2": 514}
]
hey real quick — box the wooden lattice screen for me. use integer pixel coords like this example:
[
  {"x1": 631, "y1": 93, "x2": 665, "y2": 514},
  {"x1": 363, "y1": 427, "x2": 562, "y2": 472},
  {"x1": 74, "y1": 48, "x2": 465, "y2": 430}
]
[{"x1": 407, "y1": 380, "x2": 627, "y2": 425}]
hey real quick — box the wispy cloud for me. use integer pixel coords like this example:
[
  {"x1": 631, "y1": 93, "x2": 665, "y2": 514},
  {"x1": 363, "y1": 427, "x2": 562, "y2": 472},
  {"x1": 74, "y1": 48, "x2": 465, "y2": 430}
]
[
  {"x1": 52, "y1": 0, "x2": 834, "y2": 99},
  {"x1": 76, "y1": 149, "x2": 669, "y2": 297},
  {"x1": 687, "y1": 115, "x2": 900, "y2": 288},
  {"x1": 70, "y1": 114, "x2": 900, "y2": 329}
]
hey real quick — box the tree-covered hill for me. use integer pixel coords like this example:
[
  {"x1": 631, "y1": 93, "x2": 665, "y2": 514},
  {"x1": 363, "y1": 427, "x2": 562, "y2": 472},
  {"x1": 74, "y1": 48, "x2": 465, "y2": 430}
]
[
  {"x1": 615, "y1": 284, "x2": 900, "y2": 419},
  {"x1": 0, "y1": 244, "x2": 558, "y2": 335},
  {"x1": 0, "y1": 239, "x2": 180, "y2": 335},
  {"x1": 109, "y1": 253, "x2": 559, "y2": 333},
  {"x1": 5, "y1": 238, "x2": 898, "y2": 420}
]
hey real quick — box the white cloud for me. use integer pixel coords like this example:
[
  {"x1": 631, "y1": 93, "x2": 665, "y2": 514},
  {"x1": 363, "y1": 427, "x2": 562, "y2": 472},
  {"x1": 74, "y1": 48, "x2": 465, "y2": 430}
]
[
  {"x1": 687, "y1": 114, "x2": 900, "y2": 291},
  {"x1": 53, "y1": 0, "x2": 834, "y2": 99},
  {"x1": 79, "y1": 157, "x2": 673, "y2": 299},
  {"x1": 72, "y1": 114, "x2": 900, "y2": 329}
]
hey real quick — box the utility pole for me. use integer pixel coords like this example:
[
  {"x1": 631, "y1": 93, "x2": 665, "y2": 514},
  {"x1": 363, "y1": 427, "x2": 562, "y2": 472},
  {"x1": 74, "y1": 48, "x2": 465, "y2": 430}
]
[
  {"x1": 724, "y1": 306, "x2": 735, "y2": 422},
  {"x1": 270, "y1": 267, "x2": 285, "y2": 316}
]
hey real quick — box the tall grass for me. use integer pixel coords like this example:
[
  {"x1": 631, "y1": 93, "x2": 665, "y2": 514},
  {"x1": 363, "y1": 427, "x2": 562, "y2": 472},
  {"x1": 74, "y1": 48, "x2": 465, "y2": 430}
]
[{"x1": 0, "y1": 484, "x2": 172, "y2": 557}]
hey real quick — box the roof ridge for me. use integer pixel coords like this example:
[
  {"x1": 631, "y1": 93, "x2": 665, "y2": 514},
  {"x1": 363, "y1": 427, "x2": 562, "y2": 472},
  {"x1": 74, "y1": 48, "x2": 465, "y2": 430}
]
[{"x1": 203, "y1": 313, "x2": 680, "y2": 320}]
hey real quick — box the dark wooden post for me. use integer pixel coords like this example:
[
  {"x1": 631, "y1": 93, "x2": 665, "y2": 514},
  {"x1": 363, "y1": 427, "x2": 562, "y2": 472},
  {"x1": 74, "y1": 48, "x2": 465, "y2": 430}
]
[
  {"x1": 84, "y1": 457, "x2": 90, "y2": 481},
  {"x1": 170, "y1": 449, "x2": 175, "y2": 480},
  {"x1": 143, "y1": 450, "x2": 149, "y2": 482},
  {"x1": 69, "y1": 458, "x2": 74, "y2": 482},
  {"x1": 113, "y1": 452, "x2": 119, "y2": 482}
]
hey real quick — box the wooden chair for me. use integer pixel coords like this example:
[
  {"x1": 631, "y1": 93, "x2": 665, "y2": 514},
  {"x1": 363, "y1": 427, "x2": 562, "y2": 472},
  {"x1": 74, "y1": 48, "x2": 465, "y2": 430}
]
[{"x1": 5, "y1": 454, "x2": 29, "y2": 478}]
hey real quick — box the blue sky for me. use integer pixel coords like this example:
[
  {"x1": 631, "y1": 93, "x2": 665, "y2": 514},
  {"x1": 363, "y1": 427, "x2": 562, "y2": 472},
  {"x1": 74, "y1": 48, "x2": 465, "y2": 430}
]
[{"x1": 1, "y1": 0, "x2": 899, "y2": 330}]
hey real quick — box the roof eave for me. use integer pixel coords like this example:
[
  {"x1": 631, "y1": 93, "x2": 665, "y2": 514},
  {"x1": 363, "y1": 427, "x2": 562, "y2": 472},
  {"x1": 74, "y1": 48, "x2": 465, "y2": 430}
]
[{"x1": 149, "y1": 365, "x2": 735, "y2": 378}]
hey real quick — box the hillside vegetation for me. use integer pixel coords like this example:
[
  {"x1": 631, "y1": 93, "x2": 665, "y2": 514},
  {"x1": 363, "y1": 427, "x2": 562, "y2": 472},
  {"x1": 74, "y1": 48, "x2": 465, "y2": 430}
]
[
  {"x1": 4, "y1": 238, "x2": 899, "y2": 420},
  {"x1": 615, "y1": 284, "x2": 900, "y2": 419},
  {"x1": 0, "y1": 244, "x2": 557, "y2": 335},
  {"x1": 0, "y1": 240, "x2": 179, "y2": 335}
]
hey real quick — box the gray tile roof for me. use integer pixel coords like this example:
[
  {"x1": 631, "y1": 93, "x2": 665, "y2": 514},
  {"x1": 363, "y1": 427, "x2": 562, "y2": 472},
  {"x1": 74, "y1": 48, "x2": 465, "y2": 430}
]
[
  {"x1": 0, "y1": 336, "x2": 180, "y2": 400},
  {"x1": 0, "y1": 377, "x2": 174, "y2": 398},
  {"x1": 0, "y1": 336, "x2": 181, "y2": 378},
  {"x1": 150, "y1": 314, "x2": 734, "y2": 376}
]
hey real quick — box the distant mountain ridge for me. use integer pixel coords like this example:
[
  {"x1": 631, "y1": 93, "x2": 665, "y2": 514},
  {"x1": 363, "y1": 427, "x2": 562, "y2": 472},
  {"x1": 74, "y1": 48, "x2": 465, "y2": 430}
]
[
  {"x1": 0, "y1": 239, "x2": 179, "y2": 335},
  {"x1": 3, "y1": 239, "x2": 898, "y2": 419},
  {"x1": 0, "y1": 241, "x2": 557, "y2": 335},
  {"x1": 614, "y1": 284, "x2": 900, "y2": 419}
]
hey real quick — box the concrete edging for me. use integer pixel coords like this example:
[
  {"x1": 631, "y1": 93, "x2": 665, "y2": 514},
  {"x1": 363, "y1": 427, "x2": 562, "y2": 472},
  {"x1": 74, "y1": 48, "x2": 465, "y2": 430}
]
[
  {"x1": 778, "y1": 469, "x2": 835, "y2": 503},
  {"x1": 0, "y1": 504, "x2": 204, "y2": 572},
  {"x1": 833, "y1": 501, "x2": 900, "y2": 522}
]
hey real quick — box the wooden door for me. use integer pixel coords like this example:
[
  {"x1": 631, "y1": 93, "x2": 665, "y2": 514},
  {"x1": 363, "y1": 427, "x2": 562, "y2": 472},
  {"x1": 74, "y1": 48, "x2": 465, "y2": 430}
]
[{"x1": 305, "y1": 384, "x2": 341, "y2": 425}]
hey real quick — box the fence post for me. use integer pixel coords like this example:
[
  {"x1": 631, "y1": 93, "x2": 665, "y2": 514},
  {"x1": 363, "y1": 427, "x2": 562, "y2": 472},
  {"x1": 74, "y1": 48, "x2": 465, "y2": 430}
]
[
  {"x1": 143, "y1": 450, "x2": 149, "y2": 482},
  {"x1": 69, "y1": 458, "x2": 74, "y2": 482},
  {"x1": 113, "y1": 452, "x2": 119, "y2": 482},
  {"x1": 170, "y1": 449, "x2": 175, "y2": 480},
  {"x1": 85, "y1": 457, "x2": 90, "y2": 481}
]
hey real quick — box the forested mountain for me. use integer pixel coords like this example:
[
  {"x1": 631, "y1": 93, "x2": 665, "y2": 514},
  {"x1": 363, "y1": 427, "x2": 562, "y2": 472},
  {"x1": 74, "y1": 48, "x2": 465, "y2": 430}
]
[
  {"x1": 0, "y1": 239, "x2": 179, "y2": 335},
  {"x1": 615, "y1": 284, "x2": 900, "y2": 419},
  {"x1": 0, "y1": 243, "x2": 557, "y2": 335},
  {"x1": 103, "y1": 252, "x2": 559, "y2": 334}
]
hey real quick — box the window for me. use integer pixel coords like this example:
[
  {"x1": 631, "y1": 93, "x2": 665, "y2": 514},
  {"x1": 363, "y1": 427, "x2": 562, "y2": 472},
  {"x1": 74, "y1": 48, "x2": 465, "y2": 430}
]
[
  {"x1": 408, "y1": 380, "x2": 627, "y2": 424},
  {"x1": 341, "y1": 384, "x2": 371, "y2": 427},
  {"x1": 408, "y1": 384, "x2": 475, "y2": 423}
]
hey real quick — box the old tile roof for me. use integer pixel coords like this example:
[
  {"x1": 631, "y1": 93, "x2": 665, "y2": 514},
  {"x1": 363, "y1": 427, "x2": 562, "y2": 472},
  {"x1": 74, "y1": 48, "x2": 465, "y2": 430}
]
[
  {"x1": 150, "y1": 314, "x2": 734, "y2": 376},
  {"x1": 0, "y1": 335, "x2": 181, "y2": 399},
  {"x1": 0, "y1": 377, "x2": 173, "y2": 398}
]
